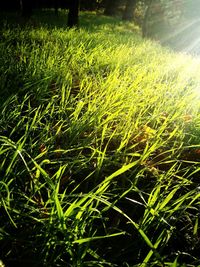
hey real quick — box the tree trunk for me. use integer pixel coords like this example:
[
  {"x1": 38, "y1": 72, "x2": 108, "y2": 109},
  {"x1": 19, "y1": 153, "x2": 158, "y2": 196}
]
[
  {"x1": 104, "y1": 0, "x2": 119, "y2": 16},
  {"x1": 80, "y1": 0, "x2": 97, "y2": 11},
  {"x1": 54, "y1": 0, "x2": 59, "y2": 16},
  {"x1": 67, "y1": 0, "x2": 79, "y2": 28},
  {"x1": 122, "y1": 0, "x2": 137, "y2": 21},
  {"x1": 142, "y1": 0, "x2": 153, "y2": 38},
  {"x1": 20, "y1": 0, "x2": 32, "y2": 18}
]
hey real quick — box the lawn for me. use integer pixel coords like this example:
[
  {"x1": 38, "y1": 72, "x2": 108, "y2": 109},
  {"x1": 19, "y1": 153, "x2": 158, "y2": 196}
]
[{"x1": 0, "y1": 10, "x2": 200, "y2": 267}]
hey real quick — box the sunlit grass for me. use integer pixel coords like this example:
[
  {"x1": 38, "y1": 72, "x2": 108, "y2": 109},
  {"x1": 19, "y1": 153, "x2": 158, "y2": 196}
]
[{"x1": 0, "y1": 11, "x2": 200, "y2": 266}]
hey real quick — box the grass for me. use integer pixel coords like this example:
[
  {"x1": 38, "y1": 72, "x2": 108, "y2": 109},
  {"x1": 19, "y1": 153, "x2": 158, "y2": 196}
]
[{"x1": 1, "y1": 9, "x2": 200, "y2": 267}]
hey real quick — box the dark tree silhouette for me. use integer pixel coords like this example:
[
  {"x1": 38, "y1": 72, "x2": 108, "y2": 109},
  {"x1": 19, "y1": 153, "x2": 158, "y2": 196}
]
[
  {"x1": 80, "y1": 0, "x2": 99, "y2": 11},
  {"x1": 104, "y1": 0, "x2": 120, "y2": 16},
  {"x1": 67, "y1": 0, "x2": 80, "y2": 28},
  {"x1": 20, "y1": 0, "x2": 32, "y2": 18},
  {"x1": 142, "y1": 0, "x2": 155, "y2": 38},
  {"x1": 122, "y1": 0, "x2": 137, "y2": 21},
  {"x1": 21, "y1": 0, "x2": 33, "y2": 18},
  {"x1": 54, "y1": 0, "x2": 59, "y2": 15},
  {"x1": 0, "y1": 0, "x2": 20, "y2": 11}
]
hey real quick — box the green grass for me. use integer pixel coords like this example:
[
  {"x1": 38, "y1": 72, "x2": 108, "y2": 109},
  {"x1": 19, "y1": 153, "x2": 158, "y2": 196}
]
[{"x1": 1, "y1": 10, "x2": 200, "y2": 267}]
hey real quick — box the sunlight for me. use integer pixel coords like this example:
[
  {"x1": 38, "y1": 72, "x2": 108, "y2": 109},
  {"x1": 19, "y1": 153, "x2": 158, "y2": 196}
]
[
  {"x1": 147, "y1": 1, "x2": 200, "y2": 56},
  {"x1": 2, "y1": 2, "x2": 200, "y2": 266},
  {"x1": 162, "y1": 18, "x2": 200, "y2": 54},
  {"x1": 177, "y1": 55, "x2": 200, "y2": 93}
]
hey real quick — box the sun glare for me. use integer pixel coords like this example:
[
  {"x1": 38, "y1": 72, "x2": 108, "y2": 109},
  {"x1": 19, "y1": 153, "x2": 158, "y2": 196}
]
[
  {"x1": 162, "y1": 18, "x2": 200, "y2": 55},
  {"x1": 149, "y1": 1, "x2": 200, "y2": 56}
]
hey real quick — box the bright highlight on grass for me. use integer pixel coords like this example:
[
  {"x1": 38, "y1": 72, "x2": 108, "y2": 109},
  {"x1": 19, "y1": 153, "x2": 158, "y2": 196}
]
[{"x1": 0, "y1": 10, "x2": 200, "y2": 267}]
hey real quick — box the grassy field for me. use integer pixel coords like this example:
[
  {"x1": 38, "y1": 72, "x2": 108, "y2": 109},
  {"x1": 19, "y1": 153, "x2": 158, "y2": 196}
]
[{"x1": 1, "y1": 10, "x2": 200, "y2": 267}]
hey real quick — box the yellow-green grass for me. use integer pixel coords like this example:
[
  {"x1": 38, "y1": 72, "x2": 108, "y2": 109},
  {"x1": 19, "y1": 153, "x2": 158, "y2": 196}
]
[{"x1": 0, "y1": 10, "x2": 200, "y2": 267}]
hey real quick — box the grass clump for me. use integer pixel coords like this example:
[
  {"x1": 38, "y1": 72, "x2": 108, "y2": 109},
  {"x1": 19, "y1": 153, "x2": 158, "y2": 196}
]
[{"x1": 1, "y1": 10, "x2": 200, "y2": 267}]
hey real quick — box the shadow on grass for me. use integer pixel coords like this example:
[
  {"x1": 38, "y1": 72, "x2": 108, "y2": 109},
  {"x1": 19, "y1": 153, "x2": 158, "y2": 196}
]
[{"x1": 0, "y1": 9, "x2": 123, "y2": 30}]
